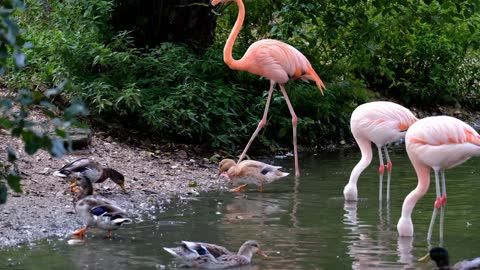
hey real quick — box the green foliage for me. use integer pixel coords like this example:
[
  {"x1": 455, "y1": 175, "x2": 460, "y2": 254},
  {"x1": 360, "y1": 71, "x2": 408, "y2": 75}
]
[
  {"x1": 0, "y1": 0, "x2": 87, "y2": 203},
  {"x1": 0, "y1": 86, "x2": 88, "y2": 203},
  {"x1": 5, "y1": 0, "x2": 480, "y2": 162},
  {"x1": 273, "y1": 0, "x2": 480, "y2": 108},
  {"x1": 8, "y1": 1, "x2": 262, "y2": 151},
  {"x1": 0, "y1": 0, "x2": 26, "y2": 72}
]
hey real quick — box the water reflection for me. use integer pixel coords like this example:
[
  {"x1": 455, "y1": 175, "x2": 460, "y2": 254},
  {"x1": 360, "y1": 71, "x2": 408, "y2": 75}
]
[
  {"x1": 343, "y1": 201, "x2": 416, "y2": 269},
  {"x1": 2, "y1": 152, "x2": 480, "y2": 269}
]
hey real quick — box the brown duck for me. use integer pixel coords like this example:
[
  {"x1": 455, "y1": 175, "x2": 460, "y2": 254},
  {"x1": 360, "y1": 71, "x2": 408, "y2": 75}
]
[{"x1": 219, "y1": 159, "x2": 289, "y2": 192}]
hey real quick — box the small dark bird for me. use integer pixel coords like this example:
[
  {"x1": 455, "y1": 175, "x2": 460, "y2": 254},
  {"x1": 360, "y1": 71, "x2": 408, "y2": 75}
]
[
  {"x1": 54, "y1": 158, "x2": 126, "y2": 192},
  {"x1": 419, "y1": 247, "x2": 480, "y2": 270}
]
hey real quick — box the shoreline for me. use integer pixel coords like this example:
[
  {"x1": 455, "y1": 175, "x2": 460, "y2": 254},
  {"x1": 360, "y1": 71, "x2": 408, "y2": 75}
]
[
  {"x1": 0, "y1": 132, "x2": 224, "y2": 249},
  {"x1": 0, "y1": 104, "x2": 479, "y2": 249}
]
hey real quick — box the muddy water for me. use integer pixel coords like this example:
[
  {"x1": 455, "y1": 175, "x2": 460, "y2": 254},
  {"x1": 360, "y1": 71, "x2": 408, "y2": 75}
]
[{"x1": 1, "y1": 146, "x2": 480, "y2": 269}]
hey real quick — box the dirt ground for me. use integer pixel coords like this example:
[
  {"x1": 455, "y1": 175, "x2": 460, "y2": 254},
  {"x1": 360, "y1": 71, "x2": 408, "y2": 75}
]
[{"x1": 0, "y1": 123, "x2": 227, "y2": 248}]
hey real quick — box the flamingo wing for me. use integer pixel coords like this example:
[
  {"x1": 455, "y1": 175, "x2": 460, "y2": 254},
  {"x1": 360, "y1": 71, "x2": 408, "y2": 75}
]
[
  {"x1": 406, "y1": 116, "x2": 480, "y2": 169},
  {"x1": 240, "y1": 39, "x2": 320, "y2": 85}
]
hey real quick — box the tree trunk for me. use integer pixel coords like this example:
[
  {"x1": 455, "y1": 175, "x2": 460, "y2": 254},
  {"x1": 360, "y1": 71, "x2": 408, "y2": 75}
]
[{"x1": 112, "y1": 0, "x2": 216, "y2": 50}]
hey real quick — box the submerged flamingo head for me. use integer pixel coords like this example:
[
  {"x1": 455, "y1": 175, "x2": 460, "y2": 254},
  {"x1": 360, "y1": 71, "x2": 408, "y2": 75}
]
[{"x1": 397, "y1": 216, "x2": 414, "y2": 237}]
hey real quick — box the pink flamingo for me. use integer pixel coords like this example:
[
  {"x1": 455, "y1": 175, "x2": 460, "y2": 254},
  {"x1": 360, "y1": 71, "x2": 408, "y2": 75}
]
[
  {"x1": 343, "y1": 101, "x2": 418, "y2": 201},
  {"x1": 211, "y1": 0, "x2": 326, "y2": 177},
  {"x1": 397, "y1": 116, "x2": 480, "y2": 241}
]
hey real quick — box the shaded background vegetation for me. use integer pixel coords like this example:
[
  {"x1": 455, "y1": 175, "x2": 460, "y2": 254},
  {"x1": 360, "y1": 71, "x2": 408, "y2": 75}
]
[
  {"x1": 4, "y1": 0, "x2": 480, "y2": 155},
  {"x1": 0, "y1": 0, "x2": 86, "y2": 203}
]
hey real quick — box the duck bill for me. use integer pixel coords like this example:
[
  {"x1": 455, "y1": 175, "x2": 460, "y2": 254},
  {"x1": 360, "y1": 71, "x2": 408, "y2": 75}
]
[
  {"x1": 218, "y1": 172, "x2": 230, "y2": 179},
  {"x1": 119, "y1": 183, "x2": 127, "y2": 193},
  {"x1": 257, "y1": 249, "x2": 268, "y2": 258},
  {"x1": 418, "y1": 253, "x2": 431, "y2": 262}
]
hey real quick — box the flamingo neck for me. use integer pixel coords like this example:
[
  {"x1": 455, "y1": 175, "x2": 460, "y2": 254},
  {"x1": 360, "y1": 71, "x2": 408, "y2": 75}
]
[
  {"x1": 223, "y1": 0, "x2": 244, "y2": 70},
  {"x1": 400, "y1": 161, "x2": 430, "y2": 219},
  {"x1": 348, "y1": 138, "x2": 373, "y2": 185}
]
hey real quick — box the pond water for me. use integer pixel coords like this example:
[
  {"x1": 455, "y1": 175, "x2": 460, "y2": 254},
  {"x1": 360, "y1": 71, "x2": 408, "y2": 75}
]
[{"x1": 1, "y1": 146, "x2": 480, "y2": 269}]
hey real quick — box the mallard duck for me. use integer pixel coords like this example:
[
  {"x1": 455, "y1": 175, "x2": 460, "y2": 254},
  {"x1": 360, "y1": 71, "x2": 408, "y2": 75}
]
[
  {"x1": 419, "y1": 247, "x2": 480, "y2": 270},
  {"x1": 70, "y1": 173, "x2": 132, "y2": 238},
  {"x1": 54, "y1": 158, "x2": 126, "y2": 192},
  {"x1": 163, "y1": 240, "x2": 266, "y2": 268},
  {"x1": 218, "y1": 159, "x2": 289, "y2": 192}
]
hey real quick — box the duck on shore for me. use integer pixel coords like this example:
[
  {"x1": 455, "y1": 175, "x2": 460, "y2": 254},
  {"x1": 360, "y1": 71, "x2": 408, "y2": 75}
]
[
  {"x1": 70, "y1": 172, "x2": 132, "y2": 239},
  {"x1": 54, "y1": 158, "x2": 126, "y2": 193}
]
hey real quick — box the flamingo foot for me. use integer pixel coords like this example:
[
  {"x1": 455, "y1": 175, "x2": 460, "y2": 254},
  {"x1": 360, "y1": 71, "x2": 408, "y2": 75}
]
[
  {"x1": 230, "y1": 184, "x2": 248, "y2": 193},
  {"x1": 72, "y1": 226, "x2": 88, "y2": 238},
  {"x1": 387, "y1": 162, "x2": 392, "y2": 172},
  {"x1": 378, "y1": 164, "x2": 385, "y2": 175}
]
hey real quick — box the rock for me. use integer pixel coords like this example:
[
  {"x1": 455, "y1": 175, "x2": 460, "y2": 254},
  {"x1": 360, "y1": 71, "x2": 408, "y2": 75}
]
[
  {"x1": 177, "y1": 150, "x2": 188, "y2": 159},
  {"x1": 49, "y1": 127, "x2": 92, "y2": 150}
]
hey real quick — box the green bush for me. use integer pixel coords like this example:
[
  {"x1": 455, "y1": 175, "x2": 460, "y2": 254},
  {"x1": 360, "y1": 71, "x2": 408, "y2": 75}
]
[
  {"x1": 7, "y1": 0, "x2": 479, "y2": 156},
  {"x1": 273, "y1": 0, "x2": 480, "y2": 108}
]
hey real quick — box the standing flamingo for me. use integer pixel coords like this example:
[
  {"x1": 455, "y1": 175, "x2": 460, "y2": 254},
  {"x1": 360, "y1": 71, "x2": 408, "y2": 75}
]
[
  {"x1": 343, "y1": 101, "x2": 418, "y2": 202},
  {"x1": 211, "y1": 0, "x2": 326, "y2": 177},
  {"x1": 397, "y1": 116, "x2": 480, "y2": 241}
]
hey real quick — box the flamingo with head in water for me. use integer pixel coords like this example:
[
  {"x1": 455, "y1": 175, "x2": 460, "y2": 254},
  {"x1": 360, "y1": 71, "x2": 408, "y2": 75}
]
[
  {"x1": 211, "y1": 0, "x2": 326, "y2": 177},
  {"x1": 343, "y1": 101, "x2": 418, "y2": 202},
  {"x1": 397, "y1": 115, "x2": 480, "y2": 241}
]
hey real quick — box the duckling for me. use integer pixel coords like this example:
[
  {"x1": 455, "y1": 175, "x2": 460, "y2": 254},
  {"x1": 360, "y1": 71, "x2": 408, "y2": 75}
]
[
  {"x1": 163, "y1": 240, "x2": 266, "y2": 268},
  {"x1": 218, "y1": 159, "x2": 289, "y2": 192},
  {"x1": 419, "y1": 247, "x2": 480, "y2": 270},
  {"x1": 54, "y1": 158, "x2": 126, "y2": 192},
  {"x1": 70, "y1": 173, "x2": 132, "y2": 238}
]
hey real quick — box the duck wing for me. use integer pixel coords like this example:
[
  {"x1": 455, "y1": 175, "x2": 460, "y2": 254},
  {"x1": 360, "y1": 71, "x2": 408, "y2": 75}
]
[
  {"x1": 240, "y1": 160, "x2": 288, "y2": 178},
  {"x1": 453, "y1": 257, "x2": 480, "y2": 270},
  {"x1": 164, "y1": 241, "x2": 211, "y2": 260},
  {"x1": 53, "y1": 158, "x2": 92, "y2": 177}
]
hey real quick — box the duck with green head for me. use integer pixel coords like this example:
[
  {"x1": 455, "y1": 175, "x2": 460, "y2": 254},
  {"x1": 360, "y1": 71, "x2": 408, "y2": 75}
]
[
  {"x1": 419, "y1": 247, "x2": 480, "y2": 270},
  {"x1": 70, "y1": 172, "x2": 132, "y2": 238},
  {"x1": 54, "y1": 158, "x2": 126, "y2": 193}
]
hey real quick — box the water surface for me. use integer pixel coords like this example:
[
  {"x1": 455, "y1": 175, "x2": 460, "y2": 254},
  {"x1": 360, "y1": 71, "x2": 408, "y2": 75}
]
[{"x1": 1, "y1": 147, "x2": 480, "y2": 269}]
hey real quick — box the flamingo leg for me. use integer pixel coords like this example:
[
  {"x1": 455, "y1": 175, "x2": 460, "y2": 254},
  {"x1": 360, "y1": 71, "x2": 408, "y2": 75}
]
[
  {"x1": 258, "y1": 184, "x2": 263, "y2": 193},
  {"x1": 106, "y1": 230, "x2": 113, "y2": 238},
  {"x1": 238, "y1": 81, "x2": 276, "y2": 163},
  {"x1": 384, "y1": 145, "x2": 392, "y2": 202},
  {"x1": 377, "y1": 146, "x2": 385, "y2": 202},
  {"x1": 439, "y1": 170, "x2": 447, "y2": 242},
  {"x1": 427, "y1": 169, "x2": 442, "y2": 242},
  {"x1": 279, "y1": 84, "x2": 300, "y2": 177}
]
